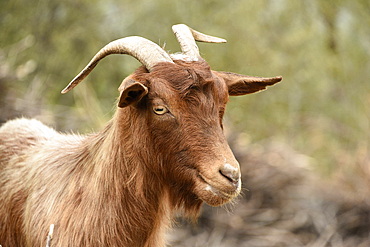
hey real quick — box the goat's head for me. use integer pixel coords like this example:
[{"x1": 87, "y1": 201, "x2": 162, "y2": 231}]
[{"x1": 62, "y1": 24, "x2": 282, "y2": 207}]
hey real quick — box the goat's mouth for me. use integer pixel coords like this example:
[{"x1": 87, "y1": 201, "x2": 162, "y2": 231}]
[{"x1": 194, "y1": 172, "x2": 241, "y2": 206}]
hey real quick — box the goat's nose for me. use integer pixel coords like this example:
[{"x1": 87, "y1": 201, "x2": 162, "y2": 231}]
[{"x1": 219, "y1": 163, "x2": 240, "y2": 184}]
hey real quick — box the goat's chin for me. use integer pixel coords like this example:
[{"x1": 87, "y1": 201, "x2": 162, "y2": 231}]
[{"x1": 193, "y1": 176, "x2": 241, "y2": 206}]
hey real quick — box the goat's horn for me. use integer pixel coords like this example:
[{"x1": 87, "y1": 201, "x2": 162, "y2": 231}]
[
  {"x1": 172, "y1": 24, "x2": 227, "y2": 60},
  {"x1": 61, "y1": 36, "x2": 174, "y2": 94}
]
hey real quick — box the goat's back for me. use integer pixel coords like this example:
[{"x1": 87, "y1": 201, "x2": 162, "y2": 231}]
[{"x1": 0, "y1": 118, "x2": 58, "y2": 166}]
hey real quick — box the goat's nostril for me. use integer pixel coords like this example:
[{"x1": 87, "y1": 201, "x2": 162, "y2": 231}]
[{"x1": 219, "y1": 163, "x2": 240, "y2": 184}]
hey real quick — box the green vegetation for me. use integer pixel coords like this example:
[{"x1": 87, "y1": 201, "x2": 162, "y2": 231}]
[{"x1": 1, "y1": 0, "x2": 369, "y2": 183}]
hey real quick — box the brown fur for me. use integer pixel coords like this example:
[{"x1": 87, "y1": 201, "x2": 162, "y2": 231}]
[{"x1": 0, "y1": 59, "x2": 280, "y2": 246}]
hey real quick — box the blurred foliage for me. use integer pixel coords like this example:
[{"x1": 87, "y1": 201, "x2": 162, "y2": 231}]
[
  {"x1": 1, "y1": 0, "x2": 369, "y2": 171},
  {"x1": 1, "y1": 0, "x2": 370, "y2": 245},
  {"x1": 2, "y1": 0, "x2": 368, "y2": 174}
]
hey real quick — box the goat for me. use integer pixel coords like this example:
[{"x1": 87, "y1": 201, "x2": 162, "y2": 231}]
[{"x1": 0, "y1": 24, "x2": 282, "y2": 246}]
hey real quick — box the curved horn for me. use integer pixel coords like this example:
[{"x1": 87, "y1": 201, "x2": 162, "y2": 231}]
[
  {"x1": 61, "y1": 36, "x2": 174, "y2": 94},
  {"x1": 172, "y1": 24, "x2": 227, "y2": 61}
]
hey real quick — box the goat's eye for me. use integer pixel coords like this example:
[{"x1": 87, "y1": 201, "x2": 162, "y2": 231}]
[{"x1": 153, "y1": 105, "x2": 168, "y2": 115}]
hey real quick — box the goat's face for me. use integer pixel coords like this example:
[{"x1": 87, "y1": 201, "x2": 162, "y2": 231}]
[
  {"x1": 149, "y1": 61, "x2": 239, "y2": 206},
  {"x1": 117, "y1": 60, "x2": 281, "y2": 206}
]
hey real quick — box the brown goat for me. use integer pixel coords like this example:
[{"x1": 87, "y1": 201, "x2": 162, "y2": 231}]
[{"x1": 0, "y1": 24, "x2": 282, "y2": 246}]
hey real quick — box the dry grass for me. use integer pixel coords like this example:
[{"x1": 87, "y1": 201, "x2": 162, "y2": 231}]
[{"x1": 168, "y1": 137, "x2": 370, "y2": 247}]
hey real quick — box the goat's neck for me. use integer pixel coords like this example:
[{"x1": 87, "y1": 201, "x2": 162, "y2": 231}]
[{"x1": 84, "y1": 109, "x2": 170, "y2": 246}]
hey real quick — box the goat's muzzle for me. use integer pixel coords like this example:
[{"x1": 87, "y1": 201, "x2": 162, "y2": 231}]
[{"x1": 193, "y1": 149, "x2": 241, "y2": 206}]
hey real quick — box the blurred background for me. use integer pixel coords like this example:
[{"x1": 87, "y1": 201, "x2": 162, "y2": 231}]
[{"x1": 1, "y1": 0, "x2": 369, "y2": 246}]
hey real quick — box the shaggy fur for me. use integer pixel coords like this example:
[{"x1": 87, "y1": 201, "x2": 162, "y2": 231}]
[{"x1": 0, "y1": 58, "x2": 280, "y2": 246}]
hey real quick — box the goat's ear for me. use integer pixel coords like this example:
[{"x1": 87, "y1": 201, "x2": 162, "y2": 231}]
[
  {"x1": 214, "y1": 71, "x2": 282, "y2": 96},
  {"x1": 118, "y1": 78, "x2": 148, "y2": 108}
]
